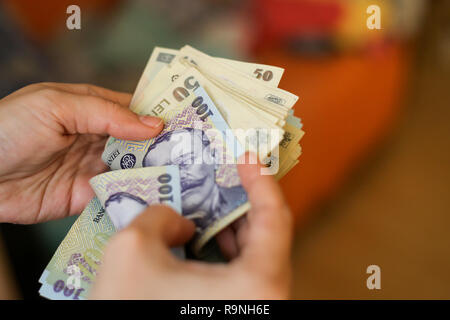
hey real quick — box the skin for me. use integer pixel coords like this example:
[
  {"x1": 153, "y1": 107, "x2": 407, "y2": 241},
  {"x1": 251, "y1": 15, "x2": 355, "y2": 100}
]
[
  {"x1": 0, "y1": 82, "x2": 163, "y2": 224},
  {"x1": 92, "y1": 153, "x2": 293, "y2": 299},
  {"x1": 0, "y1": 83, "x2": 293, "y2": 299}
]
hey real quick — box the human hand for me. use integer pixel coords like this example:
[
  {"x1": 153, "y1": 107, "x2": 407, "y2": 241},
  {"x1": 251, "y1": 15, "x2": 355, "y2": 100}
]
[
  {"x1": 91, "y1": 155, "x2": 293, "y2": 299},
  {"x1": 0, "y1": 83, "x2": 163, "y2": 224}
]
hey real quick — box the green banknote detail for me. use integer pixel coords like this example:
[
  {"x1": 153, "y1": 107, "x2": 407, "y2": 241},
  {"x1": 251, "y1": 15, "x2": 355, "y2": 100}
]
[
  {"x1": 39, "y1": 197, "x2": 113, "y2": 300},
  {"x1": 39, "y1": 166, "x2": 182, "y2": 300}
]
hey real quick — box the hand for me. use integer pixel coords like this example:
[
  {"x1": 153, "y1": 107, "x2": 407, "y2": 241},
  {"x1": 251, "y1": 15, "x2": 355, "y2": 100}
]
[
  {"x1": 0, "y1": 83, "x2": 163, "y2": 224},
  {"x1": 91, "y1": 155, "x2": 293, "y2": 299}
]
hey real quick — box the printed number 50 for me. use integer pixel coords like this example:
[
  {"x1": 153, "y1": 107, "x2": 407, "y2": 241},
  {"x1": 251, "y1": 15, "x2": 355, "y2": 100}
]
[{"x1": 254, "y1": 69, "x2": 273, "y2": 82}]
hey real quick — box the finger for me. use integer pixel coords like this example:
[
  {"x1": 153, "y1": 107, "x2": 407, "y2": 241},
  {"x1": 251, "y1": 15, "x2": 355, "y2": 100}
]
[
  {"x1": 232, "y1": 215, "x2": 248, "y2": 233},
  {"x1": 41, "y1": 82, "x2": 132, "y2": 108},
  {"x1": 236, "y1": 153, "x2": 293, "y2": 272},
  {"x1": 126, "y1": 205, "x2": 195, "y2": 248},
  {"x1": 232, "y1": 215, "x2": 249, "y2": 249},
  {"x1": 47, "y1": 90, "x2": 163, "y2": 140},
  {"x1": 215, "y1": 227, "x2": 239, "y2": 260},
  {"x1": 1, "y1": 82, "x2": 43, "y2": 100}
]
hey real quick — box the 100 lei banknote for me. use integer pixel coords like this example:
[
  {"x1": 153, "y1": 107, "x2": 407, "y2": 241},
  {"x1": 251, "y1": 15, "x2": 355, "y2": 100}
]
[
  {"x1": 102, "y1": 81, "x2": 252, "y2": 253},
  {"x1": 39, "y1": 166, "x2": 182, "y2": 300}
]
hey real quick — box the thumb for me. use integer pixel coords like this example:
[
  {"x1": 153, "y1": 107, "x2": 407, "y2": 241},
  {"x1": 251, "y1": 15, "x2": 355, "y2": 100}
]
[
  {"x1": 50, "y1": 90, "x2": 163, "y2": 140},
  {"x1": 126, "y1": 205, "x2": 196, "y2": 248},
  {"x1": 237, "y1": 152, "x2": 293, "y2": 273}
]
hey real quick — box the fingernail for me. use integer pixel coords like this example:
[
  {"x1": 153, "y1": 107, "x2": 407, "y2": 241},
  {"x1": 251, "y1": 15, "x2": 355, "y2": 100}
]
[{"x1": 139, "y1": 115, "x2": 163, "y2": 128}]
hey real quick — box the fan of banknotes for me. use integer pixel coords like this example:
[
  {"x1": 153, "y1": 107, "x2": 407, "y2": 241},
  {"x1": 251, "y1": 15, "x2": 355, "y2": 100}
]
[{"x1": 38, "y1": 45, "x2": 304, "y2": 300}]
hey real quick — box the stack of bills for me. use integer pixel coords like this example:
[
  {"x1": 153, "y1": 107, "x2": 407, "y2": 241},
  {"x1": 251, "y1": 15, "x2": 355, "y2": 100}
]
[{"x1": 38, "y1": 45, "x2": 304, "y2": 300}]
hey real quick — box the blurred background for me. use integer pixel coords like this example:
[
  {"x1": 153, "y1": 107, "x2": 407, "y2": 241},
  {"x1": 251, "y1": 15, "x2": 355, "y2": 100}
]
[{"x1": 0, "y1": 0, "x2": 449, "y2": 299}]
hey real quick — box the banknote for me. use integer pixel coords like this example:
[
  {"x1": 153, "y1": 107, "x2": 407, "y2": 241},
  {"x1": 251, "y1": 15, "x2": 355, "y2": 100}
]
[
  {"x1": 286, "y1": 110, "x2": 303, "y2": 129},
  {"x1": 132, "y1": 57, "x2": 280, "y2": 126},
  {"x1": 39, "y1": 197, "x2": 112, "y2": 300},
  {"x1": 131, "y1": 64, "x2": 284, "y2": 158},
  {"x1": 89, "y1": 166, "x2": 182, "y2": 231},
  {"x1": 132, "y1": 47, "x2": 284, "y2": 107},
  {"x1": 131, "y1": 47, "x2": 179, "y2": 107},
  {"x1": 90, "y1": 166, "x2": 185, "y2": 260},
  {"x1": 276, "y1": 123, "x2": 304, "y2": 178},
  {"x1": 102, "y1": 83, "x2": 250, "y2": 253},
  {"x1": 131, "y1": 50, "x2": 287, "y2": 127},
  {"x1": 178, "y1": 46, "x2": 298, "y2": 119},
  {"x1": 39, "y1": 44, "x2": 304, "y2": 300},
  {"x1": 38, "y1": 166, "x2": 182, "y2": 300}
]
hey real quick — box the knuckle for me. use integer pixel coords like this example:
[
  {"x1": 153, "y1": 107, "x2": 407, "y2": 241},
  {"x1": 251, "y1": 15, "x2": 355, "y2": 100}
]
[
  {"x1": 32, "y1": 87, "x2": 67, "y2": 115},
  {"x1": 20, "y1": 82, "x2": 56, "y2": 96},
  {"x1": 37, "y1": 86, "x2": 63, "y2": 101},
  {"x1": 80, "y1": 83, "x2": 98, "y2": 96},
  {"x1": 26, "y1": 82, "x2": 45, "y2": 91},
  {"x1": 32, "y1": 82, "x2": 53, "y2": 89},
  {"x1": 103, "y1": 98, "x2": 122, "y2": 113}
]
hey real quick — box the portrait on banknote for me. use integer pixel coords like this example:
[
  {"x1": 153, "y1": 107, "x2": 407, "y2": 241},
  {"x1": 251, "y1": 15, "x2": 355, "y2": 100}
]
[
  {"x1": 143, "y1": 127, "x2": 247, "y2": 232},
  {"x1": 104, "y1": 192, "x2": 148, "y2": 231}
]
